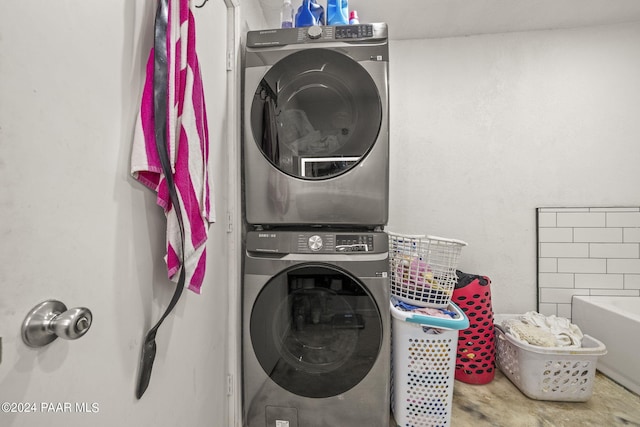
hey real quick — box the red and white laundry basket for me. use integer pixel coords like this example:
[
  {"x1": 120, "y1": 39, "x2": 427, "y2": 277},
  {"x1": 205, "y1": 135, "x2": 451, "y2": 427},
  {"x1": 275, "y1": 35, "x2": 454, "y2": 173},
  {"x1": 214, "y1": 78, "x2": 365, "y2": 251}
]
[{"x1": 452, "y1": 272, "x2": 496, "y2": 384}]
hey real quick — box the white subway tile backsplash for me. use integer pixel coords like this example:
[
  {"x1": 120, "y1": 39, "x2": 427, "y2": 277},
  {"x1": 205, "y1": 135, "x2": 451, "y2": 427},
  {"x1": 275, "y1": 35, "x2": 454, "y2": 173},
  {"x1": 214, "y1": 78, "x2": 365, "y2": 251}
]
[
  {"x1": 625, "y1": 274, "x2": 640, "y2": 290},
  {"x1": 608, "y1": 259, "x2": 640, "y2": 274},
  {"x1": 538, "y1": 272, "x2": 574, "y2": 288},
  {"x1": 557, "y1": 212, "x2": 605, "y2": 228},
  {"x1": 539, "y1": 243, "x2": 589, "y2": 258},
  {"x1": 607, "y1": 212, "x2": 640, "y2": 227},
  {"x1": 591, "y1": 207, "x2": 639, "y2": 212},
  {"x1": 558, "y1": 258, "x2": 606, "y2": 274},
  {"x1": 589, "y1": 289, "x2": 640, "y2": 296},
  {"x1": 574, "y1": 273, "x2": 623, "y2": 288},
  {"x1": 540, "y1": 288, "x2": 589, "y2": 303},
  {"x1": 538, "y1": 228, "x2": 573, "y2": 242},
  {"x1": 538, "y1": 303, "x2": 558, "y2": 316},
  {"x1": 537, "y1": 207, "x2": 640, "y2": 310},
  {"x1": 538, "y1": 258, "x2": 557, "y2": 273},
  {"x1": 557, "y1": 303, "x2": 572, "y2": 319},
  {"x1": 538, "y1": 212, "x2": 557, "y2": 227},
  {"x1": 590, "y1": 243, "x2": 639, "y2": 259},
  {"x1": 574, "y1": 228, "x2": 622, "y2": 243},
  {"x1": 547, "y1": 207, "x2": 590, "y2": 212},
  {"x1": 624, "y1": 228, "x2": 640, "y2": 243}
]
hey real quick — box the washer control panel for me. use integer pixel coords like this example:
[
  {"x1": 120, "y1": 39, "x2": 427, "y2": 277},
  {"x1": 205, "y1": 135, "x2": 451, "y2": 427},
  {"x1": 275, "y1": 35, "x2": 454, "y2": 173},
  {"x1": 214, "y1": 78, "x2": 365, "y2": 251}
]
[
  {"x1": 297, "y1": 233, "x2": 374, "y2": 253},
  {"x1": 335, "y1": 234, "x2": 374, "y2": 252},
  {"x1": 246, "y1": 231, "x2": 384, "y2": 254}
]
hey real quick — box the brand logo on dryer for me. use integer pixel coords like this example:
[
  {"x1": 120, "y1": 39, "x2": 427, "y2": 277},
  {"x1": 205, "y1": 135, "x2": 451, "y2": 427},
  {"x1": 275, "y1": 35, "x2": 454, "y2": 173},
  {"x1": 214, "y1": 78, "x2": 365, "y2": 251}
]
[{"x1": 258, "y1": 233, "x2": 277, "y2": 238}]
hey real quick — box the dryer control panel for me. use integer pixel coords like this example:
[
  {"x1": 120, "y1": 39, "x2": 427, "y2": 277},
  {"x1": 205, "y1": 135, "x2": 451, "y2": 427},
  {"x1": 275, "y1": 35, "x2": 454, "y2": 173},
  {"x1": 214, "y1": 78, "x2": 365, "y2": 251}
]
[{"x1": 246, "y1": 22, "x2": 388, "y2": 47}]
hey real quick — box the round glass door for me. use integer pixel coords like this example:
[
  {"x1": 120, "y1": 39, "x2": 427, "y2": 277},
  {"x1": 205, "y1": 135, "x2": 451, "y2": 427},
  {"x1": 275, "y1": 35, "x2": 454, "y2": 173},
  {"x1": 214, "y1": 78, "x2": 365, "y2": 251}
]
[
  {"x1": 250, "y1": 48, "x2": 382, "y2": 180},
  {"x1": 250, "y1": 264, "x2": 383, "y2": 398}
]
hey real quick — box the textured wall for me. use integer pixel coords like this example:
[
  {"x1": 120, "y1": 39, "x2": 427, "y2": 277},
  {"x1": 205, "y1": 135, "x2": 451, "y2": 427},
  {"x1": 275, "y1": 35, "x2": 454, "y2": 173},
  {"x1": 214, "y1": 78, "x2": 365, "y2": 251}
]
[{"x1": 389, "y1": 22, "x2": 640, "y2": 314}]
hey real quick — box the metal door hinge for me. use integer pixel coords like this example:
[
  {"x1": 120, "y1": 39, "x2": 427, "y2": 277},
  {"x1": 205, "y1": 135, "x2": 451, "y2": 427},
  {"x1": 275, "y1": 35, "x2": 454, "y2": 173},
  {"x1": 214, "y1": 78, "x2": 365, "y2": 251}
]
[
  {"x1": 226, "y1": 51, "x2": 234, "y2": 71},
  {"x1": 226, "y1": 374, "x2": 233, "y2": 396},
  {"x1": 226, "y1": 211, "x2": 233, "y2": 233}
]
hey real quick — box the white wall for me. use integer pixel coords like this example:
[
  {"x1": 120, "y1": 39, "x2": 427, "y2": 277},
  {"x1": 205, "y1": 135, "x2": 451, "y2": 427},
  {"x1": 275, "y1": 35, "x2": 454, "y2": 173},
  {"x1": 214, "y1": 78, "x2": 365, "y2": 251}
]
[
  {"x1": 240, "y1": 0, "x2": 268, "y2": 37},
  {"x1": 388, "y1": 22, "x2": 640, "y2": 314},
  {"x1": 0, "y1": 1, "x2": 231, "y2": 426}
]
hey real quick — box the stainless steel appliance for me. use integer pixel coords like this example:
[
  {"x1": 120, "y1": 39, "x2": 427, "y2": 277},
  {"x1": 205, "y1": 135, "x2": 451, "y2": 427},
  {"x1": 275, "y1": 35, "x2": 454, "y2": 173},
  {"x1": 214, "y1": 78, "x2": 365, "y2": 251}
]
[
  {"x1": 242, "y1": 230, "x2": 390, "y2": 427},
  {"x1": 243, "y1": 23, "x2": 389, "y2": 228}
]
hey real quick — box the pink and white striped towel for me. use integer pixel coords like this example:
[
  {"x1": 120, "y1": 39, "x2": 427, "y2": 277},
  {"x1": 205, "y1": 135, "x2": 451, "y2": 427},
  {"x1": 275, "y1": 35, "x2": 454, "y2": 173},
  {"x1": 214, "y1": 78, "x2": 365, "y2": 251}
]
[{"x1": 131, "y1": 0, "x2": 213, "y2": 294}]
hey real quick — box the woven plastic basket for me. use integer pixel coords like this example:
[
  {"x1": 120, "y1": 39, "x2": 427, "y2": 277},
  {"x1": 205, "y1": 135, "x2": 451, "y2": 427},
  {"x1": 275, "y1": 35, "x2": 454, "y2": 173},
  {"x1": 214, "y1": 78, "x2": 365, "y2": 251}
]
[
  {"x1": 388, "y1": 232, "x2": 467, "y2": 308},
  {"x1": 495, "y1": 314, "x2": 607, "y2": 402}
]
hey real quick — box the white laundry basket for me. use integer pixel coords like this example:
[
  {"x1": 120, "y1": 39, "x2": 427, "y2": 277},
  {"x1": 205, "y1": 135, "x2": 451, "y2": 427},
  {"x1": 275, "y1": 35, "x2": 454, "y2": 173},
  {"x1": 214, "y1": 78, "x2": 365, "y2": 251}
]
[
  {"x1": 390, "y1": 300, "x2": 469, "y2": 427},
  {"x1": 494, "y1": 314, "x2": 607, "y2": 402},
  {"x1": 388, "y1": 232, "x2": 467, "y2": 308}
]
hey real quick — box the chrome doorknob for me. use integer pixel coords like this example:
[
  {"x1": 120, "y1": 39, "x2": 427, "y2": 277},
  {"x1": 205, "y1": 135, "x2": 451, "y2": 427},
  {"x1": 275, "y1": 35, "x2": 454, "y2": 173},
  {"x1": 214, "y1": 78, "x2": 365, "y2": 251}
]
[{"x1": 22, "y1": 300, "x2": 93, "y2": 348}]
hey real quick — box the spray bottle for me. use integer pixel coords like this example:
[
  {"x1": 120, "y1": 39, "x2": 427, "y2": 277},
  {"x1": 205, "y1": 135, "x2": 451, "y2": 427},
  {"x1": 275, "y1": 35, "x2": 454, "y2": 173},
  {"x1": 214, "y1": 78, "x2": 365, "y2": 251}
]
[{"x1": 280, "y1": 0, "x2": 294, "y2": 28}]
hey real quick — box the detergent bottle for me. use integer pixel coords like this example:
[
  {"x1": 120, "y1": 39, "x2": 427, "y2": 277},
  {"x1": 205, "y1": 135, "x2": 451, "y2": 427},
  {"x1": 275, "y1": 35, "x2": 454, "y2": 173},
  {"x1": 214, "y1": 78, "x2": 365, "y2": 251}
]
[
  {"x1": 295, "y1": 0, "x2": 318, "y2": 27},
  {"x1": 310, "y1": 0, "x2": 325, "y2": 25},
  {"x1": 327, "y1": 0, "x2": 348, "y2": 25},
  {"x1": 349, "y1": 10, "x2": 359, "y2": 24}
]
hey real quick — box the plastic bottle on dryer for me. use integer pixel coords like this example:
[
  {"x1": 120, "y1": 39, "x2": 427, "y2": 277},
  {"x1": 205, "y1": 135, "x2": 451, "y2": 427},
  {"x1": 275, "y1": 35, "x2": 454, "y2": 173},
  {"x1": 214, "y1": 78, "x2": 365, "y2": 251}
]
[
  {"x1": 295, "y1": 0, "x2": 318, "y2": 27},
  {"x1": 280, "y1": 0, "x2": 294, "y2": 28},
  {"x1": 349, "y1": 10, "x2": 359, "y2": 25},
  {"x1": 310, "y1": 0, "x2": 325, "y2": 25},
  {"x1": 327, "y1": 0, "x2": 348, "y2": 25}
]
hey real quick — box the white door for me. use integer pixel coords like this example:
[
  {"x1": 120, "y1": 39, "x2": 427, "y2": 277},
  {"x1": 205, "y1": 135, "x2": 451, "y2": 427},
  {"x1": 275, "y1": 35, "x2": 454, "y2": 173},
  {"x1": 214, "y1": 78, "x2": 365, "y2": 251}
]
[{"x1": 0, "y1": 1, "x2": 235, "y2": 426}]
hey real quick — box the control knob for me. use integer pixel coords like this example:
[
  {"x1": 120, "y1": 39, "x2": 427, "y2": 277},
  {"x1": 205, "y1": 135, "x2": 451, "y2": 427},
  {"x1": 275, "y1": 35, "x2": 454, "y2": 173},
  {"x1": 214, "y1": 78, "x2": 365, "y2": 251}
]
[
  {"x1": 308, "y1": 235, "x2": 323, "y2": 251},
  {"x1": 307, "y1": 25, "x2": 322, "y2": 40}
]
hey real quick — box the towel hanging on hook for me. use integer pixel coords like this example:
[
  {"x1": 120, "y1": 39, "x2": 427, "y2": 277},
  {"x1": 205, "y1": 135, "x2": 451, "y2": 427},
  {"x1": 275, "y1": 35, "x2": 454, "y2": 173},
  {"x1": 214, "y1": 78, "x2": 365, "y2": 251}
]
[{"x1": 131, "y1": 0, "x2": 213, "y2": 398}]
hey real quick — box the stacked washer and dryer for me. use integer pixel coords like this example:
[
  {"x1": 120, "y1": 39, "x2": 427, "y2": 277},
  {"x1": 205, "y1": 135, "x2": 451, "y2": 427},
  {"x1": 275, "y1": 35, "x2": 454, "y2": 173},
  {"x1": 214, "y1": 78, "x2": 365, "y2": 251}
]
[{"x1": 242, "y1": 23, "x2": 390, "y2": 427}]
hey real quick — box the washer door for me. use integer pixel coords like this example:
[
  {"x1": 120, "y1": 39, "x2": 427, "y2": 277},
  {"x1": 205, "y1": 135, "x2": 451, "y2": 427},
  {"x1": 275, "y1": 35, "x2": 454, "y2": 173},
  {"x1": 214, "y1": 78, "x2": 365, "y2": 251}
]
[
  {"x1": 250, "y1": 48, "x2": 382, "y2": 180},
  {"x1": 250, "y1": 264, "x2": 383, "y2": 398}
]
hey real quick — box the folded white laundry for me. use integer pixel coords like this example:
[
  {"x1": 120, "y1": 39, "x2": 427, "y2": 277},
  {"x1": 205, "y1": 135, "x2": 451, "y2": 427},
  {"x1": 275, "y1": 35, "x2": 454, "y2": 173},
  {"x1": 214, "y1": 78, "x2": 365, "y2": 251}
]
[
  {"x1": 502, "y1": 311, "x2": 584, "y2": 348},
  {"x1": 520, "y1": 311, "x2": 583, "y2": 347},
  {"x1": 502, "y1": 319, "x2": 557, "y2": 347}
]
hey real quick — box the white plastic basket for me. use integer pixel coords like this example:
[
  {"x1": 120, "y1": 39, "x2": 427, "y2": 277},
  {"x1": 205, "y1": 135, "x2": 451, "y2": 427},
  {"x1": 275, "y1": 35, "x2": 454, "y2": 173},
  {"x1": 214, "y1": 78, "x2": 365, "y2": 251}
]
[
  {"x1": 388, "y1": 232, "x2": 467, "y2": 308},
  {"x1": 494, "y1": 314, "x2": 607, "y2": 402},
  {"x1": 390, "y1": 301, "x2": 469, "y2": 427}
]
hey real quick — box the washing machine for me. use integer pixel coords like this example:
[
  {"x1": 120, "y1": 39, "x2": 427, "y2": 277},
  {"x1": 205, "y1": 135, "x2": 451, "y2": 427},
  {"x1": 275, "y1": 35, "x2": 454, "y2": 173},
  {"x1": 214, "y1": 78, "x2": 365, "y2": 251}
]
[
  {"x1": 242, "y1": 230, "x2": 390, "y2": 427},
  {"x1": 243, "y1": 23, "x2": 389, "y2": 228}
]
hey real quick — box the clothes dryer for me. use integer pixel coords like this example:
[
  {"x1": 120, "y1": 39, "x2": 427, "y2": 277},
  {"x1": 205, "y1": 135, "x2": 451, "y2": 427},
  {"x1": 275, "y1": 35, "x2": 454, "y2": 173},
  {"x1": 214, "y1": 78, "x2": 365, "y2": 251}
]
[
  {"x1": 242, "y1": 230, "x2": 390, "y2": 426},
  {"x1": 243, "y1": 23, "x2": 389, "y2": 227}
]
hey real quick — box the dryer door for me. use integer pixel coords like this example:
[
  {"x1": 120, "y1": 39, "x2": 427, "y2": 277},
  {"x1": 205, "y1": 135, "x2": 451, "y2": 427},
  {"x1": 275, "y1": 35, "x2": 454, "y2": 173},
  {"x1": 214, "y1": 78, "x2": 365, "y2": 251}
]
[
  {"x1": 250, "y1": 264, "x2": 383, "y2": 398},
  {"x1": 250, "y1": 48, "x2": 382, "y2": 180}
]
